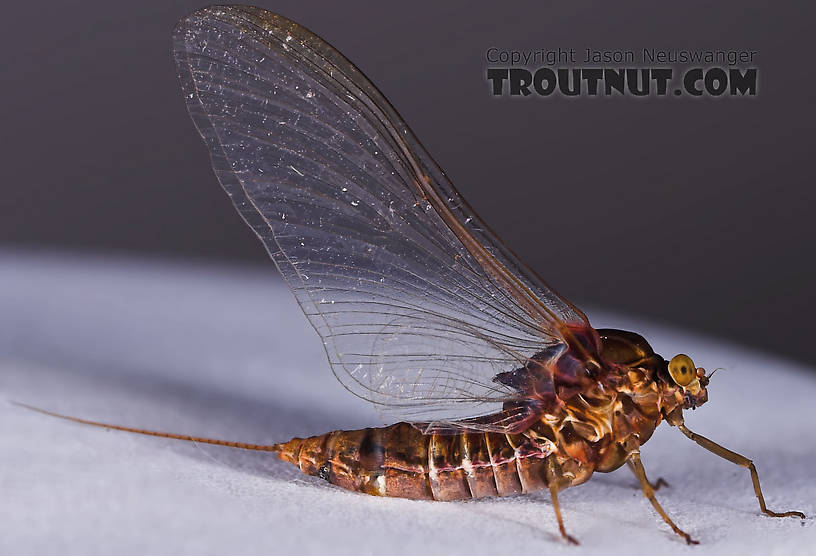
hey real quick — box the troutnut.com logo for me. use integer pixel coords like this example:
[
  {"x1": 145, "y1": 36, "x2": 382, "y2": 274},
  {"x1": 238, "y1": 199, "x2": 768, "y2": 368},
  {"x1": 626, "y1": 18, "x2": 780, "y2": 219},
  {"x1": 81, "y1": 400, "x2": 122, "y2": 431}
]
[{"x1": 486, "y1": 48, "x2": 758, "y2": 98}]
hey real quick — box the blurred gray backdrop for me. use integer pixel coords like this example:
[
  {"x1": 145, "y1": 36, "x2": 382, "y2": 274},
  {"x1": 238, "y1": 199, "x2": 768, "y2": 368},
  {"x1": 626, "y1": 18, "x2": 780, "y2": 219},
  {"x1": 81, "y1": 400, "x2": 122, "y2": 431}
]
[{"x1": 2, "y1": 1, "x2": 814, "y2": 363}]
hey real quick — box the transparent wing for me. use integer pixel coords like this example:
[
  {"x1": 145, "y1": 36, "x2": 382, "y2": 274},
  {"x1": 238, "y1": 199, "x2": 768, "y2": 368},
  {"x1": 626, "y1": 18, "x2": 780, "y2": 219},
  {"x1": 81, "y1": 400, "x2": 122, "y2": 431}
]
[{"x1": 172, "y1": 6, "x2": 594, "y2": 429}]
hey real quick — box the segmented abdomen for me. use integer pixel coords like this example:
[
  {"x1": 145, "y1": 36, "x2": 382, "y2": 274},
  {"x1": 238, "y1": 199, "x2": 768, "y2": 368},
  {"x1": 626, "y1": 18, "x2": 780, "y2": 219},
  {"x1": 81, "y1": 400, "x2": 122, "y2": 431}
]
[{"x1": 274, "y1": 422, "x2": 554, "y2": 500}]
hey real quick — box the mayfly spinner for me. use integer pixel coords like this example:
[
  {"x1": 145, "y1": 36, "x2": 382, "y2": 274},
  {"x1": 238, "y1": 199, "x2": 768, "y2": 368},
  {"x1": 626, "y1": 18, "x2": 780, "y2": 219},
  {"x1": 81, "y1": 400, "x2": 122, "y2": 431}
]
[{"x1": 27, "y1": 5, "x2": 804, "y2": 545}]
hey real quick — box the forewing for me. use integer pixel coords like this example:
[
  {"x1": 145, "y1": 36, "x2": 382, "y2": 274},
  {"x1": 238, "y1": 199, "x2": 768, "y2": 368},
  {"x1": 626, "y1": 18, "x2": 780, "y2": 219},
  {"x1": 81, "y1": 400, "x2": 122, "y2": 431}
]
[{"x1": 172, "y1": 6, "x2": 593, "y2": 428}]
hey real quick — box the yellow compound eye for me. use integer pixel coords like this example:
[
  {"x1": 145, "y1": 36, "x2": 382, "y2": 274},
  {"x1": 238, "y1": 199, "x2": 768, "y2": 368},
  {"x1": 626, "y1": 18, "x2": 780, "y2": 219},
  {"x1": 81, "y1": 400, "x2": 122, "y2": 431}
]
[{"x1": 668, "y1": 354, "x2": 696, "y2": 386}]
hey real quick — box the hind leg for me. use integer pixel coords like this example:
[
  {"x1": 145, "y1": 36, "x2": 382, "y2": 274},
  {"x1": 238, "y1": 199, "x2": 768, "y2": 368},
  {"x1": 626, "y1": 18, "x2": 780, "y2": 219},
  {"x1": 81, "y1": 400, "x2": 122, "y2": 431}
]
[{"x1": 545, "y1": 456, "x2": 579, "y2": 545}]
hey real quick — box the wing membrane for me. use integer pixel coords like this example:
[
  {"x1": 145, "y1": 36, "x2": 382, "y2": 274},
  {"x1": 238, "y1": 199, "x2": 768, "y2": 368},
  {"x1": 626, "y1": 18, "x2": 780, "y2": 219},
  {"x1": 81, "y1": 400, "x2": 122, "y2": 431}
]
[{"x1": 172, "y1": 6, "x2": 593, "y2": 428}]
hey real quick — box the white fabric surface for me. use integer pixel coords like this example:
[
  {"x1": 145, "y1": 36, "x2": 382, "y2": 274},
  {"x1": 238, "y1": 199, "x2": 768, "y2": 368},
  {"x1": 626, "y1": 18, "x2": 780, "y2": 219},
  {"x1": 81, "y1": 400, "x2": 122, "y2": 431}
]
[{"x1": 1, "y1": 251, "x2": 813, "y2": 555}]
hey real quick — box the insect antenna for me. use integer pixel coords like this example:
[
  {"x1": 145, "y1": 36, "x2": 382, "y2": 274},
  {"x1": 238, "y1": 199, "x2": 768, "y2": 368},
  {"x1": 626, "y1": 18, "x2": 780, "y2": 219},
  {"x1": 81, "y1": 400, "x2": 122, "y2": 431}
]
[
  {"x1": 11, "y1": 401, "x2": 282, "y2": 453},
  {"x1": 707, "y1": 367, "x2": 724, "y2": 380}
]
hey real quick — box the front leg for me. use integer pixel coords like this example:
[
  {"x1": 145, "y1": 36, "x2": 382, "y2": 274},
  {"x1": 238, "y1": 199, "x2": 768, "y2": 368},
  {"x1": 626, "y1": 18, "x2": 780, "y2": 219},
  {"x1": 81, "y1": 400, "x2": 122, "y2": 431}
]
[
  {"x1": 677, "y1": 423, "x2": 805, "y2": 519},
  {"x1": 628, "y1": 452, "x2": 699, "y2": 544}
]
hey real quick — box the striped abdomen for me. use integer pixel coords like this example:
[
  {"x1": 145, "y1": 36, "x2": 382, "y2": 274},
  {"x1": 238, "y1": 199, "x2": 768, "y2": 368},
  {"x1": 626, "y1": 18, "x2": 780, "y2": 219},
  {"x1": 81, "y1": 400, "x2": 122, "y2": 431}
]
[{"x1": 273, "y1": 422, "x2": 557, "y2": 501}]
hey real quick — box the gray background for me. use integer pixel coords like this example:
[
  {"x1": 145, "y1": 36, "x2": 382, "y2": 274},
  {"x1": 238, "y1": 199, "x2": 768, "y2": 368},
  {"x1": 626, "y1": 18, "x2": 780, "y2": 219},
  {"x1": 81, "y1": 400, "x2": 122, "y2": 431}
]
[
  {"x1": 3, "y1": 254, "x2": 814, "y2": 554},
  {"x1": 2, "y1": 1, "x2": 814, "y2": 363}
]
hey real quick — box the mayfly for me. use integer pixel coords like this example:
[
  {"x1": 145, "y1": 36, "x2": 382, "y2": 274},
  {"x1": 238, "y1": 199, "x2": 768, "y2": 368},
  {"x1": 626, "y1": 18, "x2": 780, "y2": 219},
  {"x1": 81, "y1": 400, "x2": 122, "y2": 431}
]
[{"x1": 25, "y1": 5, "x2": 804, "y2": 545}]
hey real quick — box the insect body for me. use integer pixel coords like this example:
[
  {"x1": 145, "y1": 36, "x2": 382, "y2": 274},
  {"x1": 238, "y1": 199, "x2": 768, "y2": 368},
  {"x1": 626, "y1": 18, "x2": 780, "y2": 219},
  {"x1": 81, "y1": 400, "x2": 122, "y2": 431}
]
[
  {"x1": 23, "y1": 5, "x2": 803, "y2": 546},
  {"x1": 274, "y1": 329, "x2": 684, "y2": 502}
]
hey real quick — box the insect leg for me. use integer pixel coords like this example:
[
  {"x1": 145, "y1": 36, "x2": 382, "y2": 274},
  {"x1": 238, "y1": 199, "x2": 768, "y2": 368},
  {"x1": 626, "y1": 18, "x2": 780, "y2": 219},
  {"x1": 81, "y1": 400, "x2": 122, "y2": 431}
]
[
  {"x1": 625, "y1": 460, "x2": 669, "y2": 491},
  {"x1": 677, "y1": 423, "x2": 805, "y2": 519},
  {"x1": 628, "y1": 452, "x2": 699, "y2": 544},
  {"x1": 545, "y1": 457, "x2": 579, "y2": 545}
]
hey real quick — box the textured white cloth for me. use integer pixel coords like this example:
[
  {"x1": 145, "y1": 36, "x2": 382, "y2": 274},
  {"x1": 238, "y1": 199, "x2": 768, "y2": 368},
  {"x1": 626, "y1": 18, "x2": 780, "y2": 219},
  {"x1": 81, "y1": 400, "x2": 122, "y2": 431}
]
[{"x1": 1, "y1": 251, "x2": 814, "y2": 555}]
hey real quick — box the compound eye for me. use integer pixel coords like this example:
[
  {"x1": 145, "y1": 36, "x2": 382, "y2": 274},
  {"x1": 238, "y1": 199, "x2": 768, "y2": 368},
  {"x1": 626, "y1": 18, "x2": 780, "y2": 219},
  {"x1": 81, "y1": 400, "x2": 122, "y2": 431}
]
[{"x1": 668, "y1": 354, "x2": 696, "y2": 386}]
